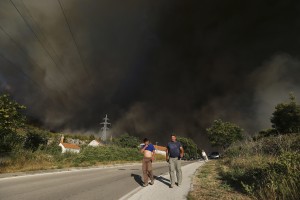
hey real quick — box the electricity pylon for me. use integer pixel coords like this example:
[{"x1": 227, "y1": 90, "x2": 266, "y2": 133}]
[{"x1": 100, "y1": 114, "x2": 110, "y2": 141}]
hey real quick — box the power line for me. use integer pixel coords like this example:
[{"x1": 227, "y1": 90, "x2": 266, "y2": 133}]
[
  {"x1": 21, "y1": 0, "x2": 72, "y2": 86},
  {"x1": 0, "y1": 24, "x2": 63, "y2": 92},
  {"x1": 0, "y1": 53, "x2": 47, "y2": 96},
  {"x1": 9, "y1": 0, "x2": 71, "y2": 88},
  {"x1": 57, "y1": 0, "x2": 98, "y2": 92},
  {"x1": 57, "y1": 0, "x2": 91, "y2": 79},
  {"x1": 19, "y1": 0, "x2": 87, "y2": 93},
  {"x1": 6, "y1": 0, "x2": 92, "y2": 101}
]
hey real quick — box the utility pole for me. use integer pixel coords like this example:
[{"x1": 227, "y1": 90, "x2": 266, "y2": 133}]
[{"x1": 100, "y1": 114, "x2": 110, "y2": 142}]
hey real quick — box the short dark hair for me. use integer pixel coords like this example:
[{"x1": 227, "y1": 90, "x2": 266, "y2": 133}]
[
  {"x1": 171, "y1": 134, "x2": 176, "y2": 137},
  {"x1": 143, "y1": 138, "x2": 149, "y2": 143}
]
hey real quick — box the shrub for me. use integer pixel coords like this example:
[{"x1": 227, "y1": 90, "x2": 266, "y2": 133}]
[
  {"x1": 177, "y1": 136, "x2": 198, "y2": 159},
  {"x1": 24, "y1": 130, "x2": 48, "y2": 152},
  {"x1": 113, "y1": 133, "x2": 140, "y2": 148},
  {"x1": 271, "y1": 93, "x2": 300, "y2": 134},
  {"x1": 73, "y1": 146, "x2": 142, "y2": 166},
  {"x1": 240, "y1": 152, "x2": 300, "y2": 199},
  {"x1": 220, "y1": 134, "x2": 300, "y2": 200},
  {"x1": 206, "y1": 119, "x2": 244, "y2": 150}
]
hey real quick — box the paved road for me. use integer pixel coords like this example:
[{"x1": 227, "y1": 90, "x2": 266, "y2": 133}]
[{"x1": 0, "y1": 161, "x2": 192, "y2": 200}]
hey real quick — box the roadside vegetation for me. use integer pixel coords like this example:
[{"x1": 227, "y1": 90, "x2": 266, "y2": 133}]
[
  {"x1": 221, "y1": 133, "x2": 300, "y2": 199},
  {"x1": 0, "y1": 93, "x2": 180, "y2": 173},
  {"x1": 0, "y1": 145, "x2": 146, "y2": 173},
  {"x1": 190, "y1": 93, "x2": 300, "y2": 200},
  {"x1": 188, "y1": 161, "x2": 251, "y2": 200},
  {"x1": 0, "y1": 94, "x2": 143, "y2": 173},
  {"x1": 177, "y1": 136, "x2": 198, "y2": 160}
]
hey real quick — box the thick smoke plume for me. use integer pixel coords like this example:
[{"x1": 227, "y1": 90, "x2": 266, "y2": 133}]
[{"x1": 1, "y1": 0, "x2": 300, "y2": 146}]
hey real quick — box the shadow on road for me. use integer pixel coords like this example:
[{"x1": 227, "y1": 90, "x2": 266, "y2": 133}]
[
  {"x1": 131, "y1": 174, "x2": 171, "y2": 187},
  {"x1": 154, "y1": 175, "x2": 170, "y2": 187},
  {"x1": 131, "y1": 174, "x2": 144, "y2": 186}
]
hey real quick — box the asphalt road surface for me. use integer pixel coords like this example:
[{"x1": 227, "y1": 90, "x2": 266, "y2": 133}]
[{"x1": 0, "y1": 161, "x2": 192, "y2": 200}]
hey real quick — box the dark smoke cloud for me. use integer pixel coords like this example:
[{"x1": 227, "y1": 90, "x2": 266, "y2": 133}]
[{"x1": 1, "y1": 0, "x2": 300, "y2": 147}]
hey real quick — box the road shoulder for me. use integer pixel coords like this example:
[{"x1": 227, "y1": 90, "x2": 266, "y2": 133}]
[{"x1": 120, "y1": 161, "x2": 205, "y2": 200}]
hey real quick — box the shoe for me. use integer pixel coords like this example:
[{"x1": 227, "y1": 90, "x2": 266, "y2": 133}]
[
  {"x1": 143, "y1": 183, "x2": 148, "y2": 187},
  {"x1": 149, "y1": 180, "x2": 154, "y2": 185},
  {"x1": 170, "y1": 185, "x2": 174, "y2": 188}
]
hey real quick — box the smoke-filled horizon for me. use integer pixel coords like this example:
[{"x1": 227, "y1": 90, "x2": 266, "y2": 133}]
[{"x1": 1, "y1": 0, "x2": 300, "y2": 147}]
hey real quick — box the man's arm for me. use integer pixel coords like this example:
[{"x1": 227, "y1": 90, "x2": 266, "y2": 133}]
[{"x1": 180, "y1": 147, "x2": 184, "y2": 158}]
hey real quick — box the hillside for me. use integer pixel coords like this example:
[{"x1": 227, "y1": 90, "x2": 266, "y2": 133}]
[{"x1": 189, "y1": 133, "x2": 300, "y2": 200}]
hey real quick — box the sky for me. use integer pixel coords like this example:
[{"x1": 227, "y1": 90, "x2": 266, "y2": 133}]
[{"x1": 1, "y1": 0, "x2": 300, "y2": 147}]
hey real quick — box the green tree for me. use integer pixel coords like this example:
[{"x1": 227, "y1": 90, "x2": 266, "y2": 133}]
[
  {"x1": 0, "y1": 94, "x2": 26, "y2": 131},
  {"x1": 206, "y1": 119, "x2": 244, "y2": 150},
  {"x1": 24, "y1": 130, "x2": 48, "y2": 151},
  {"x1": 0, "y1": 129, "x2": 24, "y2": 154},
  {"x1": 113, "y1": 133, "x2": 140, "y2": 148},
  {"x1": 0, "y1": 94, "x2": 26, "y2": 153},
  {"x1": 271, "y1": 93, "x2": 300, "y2": 134},
  {"x1": 177, "y1": 136, "x2": 198, "y2": 159}
]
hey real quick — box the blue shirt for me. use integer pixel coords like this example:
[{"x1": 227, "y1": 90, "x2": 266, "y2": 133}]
[
  {"x1": 167, "y1": 141, "x2": 182, "y2": 158},
  {"x1": 141, "y1": 143, "x2": 155, "y2": 152}
]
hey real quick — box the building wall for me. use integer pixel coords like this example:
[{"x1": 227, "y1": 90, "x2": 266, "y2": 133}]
[
  {"x1": 59, "y1": 143, "x2": 80, "y2": 153},
  {"x1": 155, "y1": 150, "x2": 166, "y2": 156},
  {"x1": 66, "y1": 148, "x2": 80, "y2": 153}
]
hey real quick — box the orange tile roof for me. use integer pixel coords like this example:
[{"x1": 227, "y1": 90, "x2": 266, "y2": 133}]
[
  {"x1": 154, "y1": 145, "x2": 167, "y2": 151},
  {"x1": 61, "y1": 143, "x2": 80, "y2": 149}
]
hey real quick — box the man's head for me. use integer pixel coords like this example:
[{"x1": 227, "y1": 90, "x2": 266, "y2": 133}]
[
  {"x1": 171, "y1": 134, "x2": 177, "y2": 142},
  {"x1": 143, "y1": 138, "x2": 149, "y2": 144}
]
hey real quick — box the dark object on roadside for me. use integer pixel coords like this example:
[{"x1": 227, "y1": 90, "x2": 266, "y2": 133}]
[
  {"x1": 208, "y1": 152, "x2": 220, "y2": 159},
  {"x1": 189, "y1": 157, "x2": 195, "y2": 161}
]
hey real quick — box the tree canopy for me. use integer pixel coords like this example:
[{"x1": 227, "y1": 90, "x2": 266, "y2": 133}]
[
  {"x1": 113, "y1": 133, "x2": 140, "y2": 148},
  {"x1": 0, "y1": 94, "x2": 26, "y2": 131},
  {"x1": 24, "y1": 130, "x2": 48, "y2": 151},
  {"x1": 206, "y1": 119, "x2": 243, "y2": 150},
  {"x1": 271, "y1": 93, "x2": 300, "y2": 134},
  {"x1": 177, "y1": 136, "x2": 198, "y2": 159},
  {"x1": 0, "y1": 94, "x2": 26, "y2": 153}
]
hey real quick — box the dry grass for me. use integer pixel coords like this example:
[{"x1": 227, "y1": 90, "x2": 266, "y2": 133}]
[
  {"x1": 188, "y1": 160, "x2": 253, "y2": 200},
  {"x1": 220, "y1": 134, "x2": 300, "y2": 200},
  {"x1": 0, "y1": 152, "x2": 56, "y2": 173},
  {"x1": 0, "y1": 158, "x2": 142, "y2": 173},
  {"x1": 0, "y1": 146, "x2": 145, "y2": 173}
]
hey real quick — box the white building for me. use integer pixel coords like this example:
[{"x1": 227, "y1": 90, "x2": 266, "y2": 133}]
[
  {"x1": 59, "y1": 135, "x2": 80, "y2": 153},
  {"x1": 59, "y1": 143, "x2": 80, "y2": 153},
  {"x1": 154, "y1": 145, "x2": 167, "y2": 156},
  {"x1": 88, "y1": 140, "x2": 104, "y2": 147}
]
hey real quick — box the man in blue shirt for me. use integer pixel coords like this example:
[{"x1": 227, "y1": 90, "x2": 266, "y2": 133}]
[
  {"x1": 140, "y1": 138, "x2": 155, "y2": 187},
  {"x1": 166, "y1": 134, "x2": 184, "y2": 188}
]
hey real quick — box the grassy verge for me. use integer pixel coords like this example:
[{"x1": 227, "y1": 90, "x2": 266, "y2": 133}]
[
  {"x1": 219, "y1": 133, "x2": 300, "y2": 200},
  {"x1": 0, "y1": 145, "x2": 166, "y2": 173},
  {"x1": 189, "y1": 134, "x2": 300, "y2": 200},
  {"x1": 188, "y1": 160, "x2": 252, "y2": 200}
]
